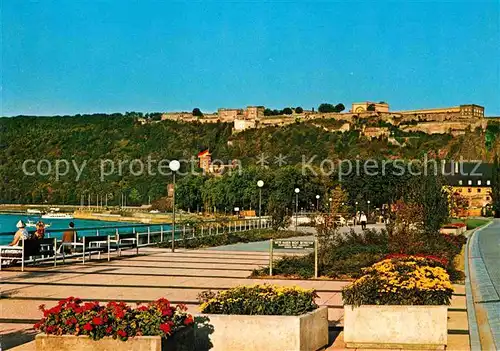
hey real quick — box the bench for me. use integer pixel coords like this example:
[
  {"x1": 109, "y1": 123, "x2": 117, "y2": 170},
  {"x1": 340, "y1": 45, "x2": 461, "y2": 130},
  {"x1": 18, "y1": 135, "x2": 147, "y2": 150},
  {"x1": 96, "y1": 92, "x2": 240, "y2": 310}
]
[
  {"x1": 0, "y1": 238, "x2": 57, "y2": 271},
  {"x1": 82, "y1": 235, "x2": 115, "y2": 264},
  {"x1": 113, "y1": 232, "x2": 139, "y2": 256}
]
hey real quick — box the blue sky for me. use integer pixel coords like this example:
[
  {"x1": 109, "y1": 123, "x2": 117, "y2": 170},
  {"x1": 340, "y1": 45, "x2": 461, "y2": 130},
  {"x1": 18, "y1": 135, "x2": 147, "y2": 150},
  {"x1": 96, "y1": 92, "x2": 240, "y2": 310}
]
[{"x1": 2, "y1": 0, "x2": 499, "y2": 116}]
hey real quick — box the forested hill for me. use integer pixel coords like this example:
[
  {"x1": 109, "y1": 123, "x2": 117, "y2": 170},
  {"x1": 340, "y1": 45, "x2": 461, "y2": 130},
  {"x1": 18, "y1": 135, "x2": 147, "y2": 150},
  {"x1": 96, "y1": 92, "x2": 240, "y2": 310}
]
[{"x1": 0, "y1": 114, "x2": 499, "y2": 204}]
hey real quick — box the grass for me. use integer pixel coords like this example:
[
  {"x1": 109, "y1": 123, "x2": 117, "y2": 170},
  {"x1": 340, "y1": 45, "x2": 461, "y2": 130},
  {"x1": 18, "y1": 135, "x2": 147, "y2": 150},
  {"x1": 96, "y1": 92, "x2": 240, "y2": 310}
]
[{"x1": 451, "y1": 218, "x2": 490, "y2": 230}]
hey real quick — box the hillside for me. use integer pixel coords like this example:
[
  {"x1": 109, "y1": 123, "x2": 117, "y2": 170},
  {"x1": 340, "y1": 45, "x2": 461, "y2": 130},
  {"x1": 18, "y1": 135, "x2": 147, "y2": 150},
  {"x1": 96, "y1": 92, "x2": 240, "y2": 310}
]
[{"x1": 0, "y1": 114, "x2": 498, "y2": 204}]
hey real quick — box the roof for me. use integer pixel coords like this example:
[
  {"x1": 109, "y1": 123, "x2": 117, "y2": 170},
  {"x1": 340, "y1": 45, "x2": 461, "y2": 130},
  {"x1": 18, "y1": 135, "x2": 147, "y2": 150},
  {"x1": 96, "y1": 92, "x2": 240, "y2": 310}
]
[
  {"x1": 441, "y1": 162, "x2": 493, "y2": 187},
  {"x1": 197, "y1": 149, "x2": 211, "y2": 157}
]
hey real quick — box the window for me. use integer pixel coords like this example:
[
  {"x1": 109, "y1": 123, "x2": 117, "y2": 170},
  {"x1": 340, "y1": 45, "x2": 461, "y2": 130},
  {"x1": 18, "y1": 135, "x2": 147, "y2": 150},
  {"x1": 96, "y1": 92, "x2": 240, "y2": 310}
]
[
  {"x1": 486, "y1": 197, "x2": 490, "y2": 201},
  {"x1": 458, "y1": 188, "x2": 463, "y2": 193},
  {"x1": 477, "y1": 189, "x2": 481, "y2": 193},
  {"x1": 478, "y1": 180, "x2": 482, "y2": 185},
  {"x1": 468, "y1": 180, "x2": 472, "y2": 185},
  {"x1": 458, "y1": 180, "x2": 463, "y2": 185},
  {"x1": 468, "y1": 188, "x2": 472, "y2": 193},
  {"x1": 487, "y1": 180, "x2": 491, "y2": 186}
]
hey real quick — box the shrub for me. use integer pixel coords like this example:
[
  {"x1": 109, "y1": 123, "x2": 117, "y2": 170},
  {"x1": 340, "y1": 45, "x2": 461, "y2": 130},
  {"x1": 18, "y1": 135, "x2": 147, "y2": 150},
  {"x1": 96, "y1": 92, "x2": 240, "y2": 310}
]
[
  {"x1": 252, "y1": 255, "x2": 316, "y2": 278},
  {"x1": 342, "y1": 256, "x2": 454, "y2": 307},
  {"x1": 34, "y1": 297, "x2": 194, "y2": 341},
  {"x1": 198, "y1": 284, "x2": 318, "y2": 316}
]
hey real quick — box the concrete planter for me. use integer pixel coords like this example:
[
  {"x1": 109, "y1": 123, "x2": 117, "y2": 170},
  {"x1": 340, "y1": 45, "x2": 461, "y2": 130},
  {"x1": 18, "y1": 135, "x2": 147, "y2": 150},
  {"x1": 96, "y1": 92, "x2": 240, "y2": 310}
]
[
  {"x1": 344, "y1": 305, "x2": 448, "y2": 350},
  {"x1": 198, "y1": 306, "x2": 328, "y2": 351},
  {"x1": 35, "y1": 327, "x2": 194, "y2": 351}
]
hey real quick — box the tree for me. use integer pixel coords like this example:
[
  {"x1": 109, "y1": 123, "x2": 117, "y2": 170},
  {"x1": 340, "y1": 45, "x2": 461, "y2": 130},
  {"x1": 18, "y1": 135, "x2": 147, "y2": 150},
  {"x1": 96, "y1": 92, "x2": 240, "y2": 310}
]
[
  {"x1": 264, "y1": 108, "x2": 273, "y2": 116},
  {"x1": 367, "y1": 104, "x2": 376, "y2": 112},
  {"x1": 491, "y1": 154, "x2": 500, "y2": 218},
  {"x1": 282, "y1": 107, "x2": 293, "y2": 115},
  {"x1": 192, "y1": 108, "x2": 203, "y2": 117},
  {"x1": 176, "y1": 175, "x2": 205, "y2": 211},
  {"x1": 404, "y1": 174, "x2": 450, "y2": 235},
  {"x1": 129, "y1": 188, "x2": 142, "y2": 205},
  {"x1": 449, "y1": 190, "x2": 469, "y2": 218},
  {"x1": 318, "y1": 103, "x2": 336, "y2": 113},
  {"x1": 295, "y1": 106, "x2": 304, "y2": 114},
  {"x1": 334, "y1": 103, "x2": 345, "y2": 113}
]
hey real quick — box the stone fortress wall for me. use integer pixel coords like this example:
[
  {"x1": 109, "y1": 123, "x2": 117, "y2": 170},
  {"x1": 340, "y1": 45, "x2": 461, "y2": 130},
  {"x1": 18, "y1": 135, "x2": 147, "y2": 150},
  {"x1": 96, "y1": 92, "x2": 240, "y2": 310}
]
[{"x1": 160, "y1": 102, "x2": 488, "y2": 136}]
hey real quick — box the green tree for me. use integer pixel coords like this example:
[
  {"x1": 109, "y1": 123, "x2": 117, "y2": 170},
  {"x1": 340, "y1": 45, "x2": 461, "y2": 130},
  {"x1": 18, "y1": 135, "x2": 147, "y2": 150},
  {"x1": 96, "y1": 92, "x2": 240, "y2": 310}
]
[
  {"x1": 404, "y1": 174, "x2": 449, "y2": 234},
  {"x1": 282, "y1": 107, "x2": 293, "y2": 115},
  {"x1": 295, "y1": 106, "x2": 304, "y2": 114},
  {"x1": 192, "y1": 108, "x2": 203, "y2": 117},
  {"x1": 367, "y1": 104, "x2": 376, "y2": 112},
  {"x1": 129, "y1": 188, "x2": 142, "y2": 205},
  {"x1": 491, "y1": 154, "x2": 500, "y2": 218},
  {"x1": 318, "y1": 103, "x2": 336, "y2": 113},
  {"x1": 334, "y1": 103, "x2": 345, "y2": 113},
  {"x1": 176, "y1": 175, "x2": 205, "y2": 211}
]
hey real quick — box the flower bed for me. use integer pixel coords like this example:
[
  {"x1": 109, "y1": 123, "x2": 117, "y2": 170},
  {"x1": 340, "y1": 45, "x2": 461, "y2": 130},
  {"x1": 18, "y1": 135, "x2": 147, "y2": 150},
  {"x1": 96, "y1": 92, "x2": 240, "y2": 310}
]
[
  {"x1": 199, "y1": 284, "x2": 318, "y2": 315},
  {"x1": 342, "y1": 257, "x2": 452, "y2": 349},
  {"x1": 342, "y1": 256, "x2": 453, "y2": 306},
  {"x1": 198, "y1": 284, "x2": 328, "y2": 351},
  {"x1": 34, "y1": 297, "x2": 194, "y2": 350}
]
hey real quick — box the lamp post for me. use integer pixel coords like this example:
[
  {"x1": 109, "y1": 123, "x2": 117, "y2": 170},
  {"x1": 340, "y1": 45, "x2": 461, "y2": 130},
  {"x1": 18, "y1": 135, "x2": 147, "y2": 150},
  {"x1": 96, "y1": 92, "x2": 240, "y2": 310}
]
[
  {"x1": 328, "y1": 197, "x2": 332, "y2": 212},
  {"x1": 257, "y1": 180, "x2": 264, "y2": 229},
  {"x1": 355, "y1": 201, "x2": 359, "y2": 225},
  {"x1": 367, "y1": 200, "x2": 371, "y2": 221},
  {"x1": 315, "y1": 195, "x2": 320, "y2": 212},
  {"x1": 169, "y1": 160, "x2": 180, "y2": 252},
  {"x1": 294, "y1": 188, "x2": 300, "y2": 231}
]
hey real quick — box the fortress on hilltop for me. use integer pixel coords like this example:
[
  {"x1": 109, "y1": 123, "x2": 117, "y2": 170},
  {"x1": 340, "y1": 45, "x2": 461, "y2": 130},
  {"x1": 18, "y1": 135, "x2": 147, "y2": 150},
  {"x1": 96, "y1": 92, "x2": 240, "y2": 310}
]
[{"x1": 160, "y1": 101, "x2": 488, "y2": 137}]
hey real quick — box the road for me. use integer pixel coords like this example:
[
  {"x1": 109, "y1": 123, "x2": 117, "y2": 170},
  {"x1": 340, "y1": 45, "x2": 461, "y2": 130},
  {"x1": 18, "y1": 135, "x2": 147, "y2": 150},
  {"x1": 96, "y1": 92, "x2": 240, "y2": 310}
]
[{"x1": 468, "y1": 219, "x2": 500, "y2": 350}]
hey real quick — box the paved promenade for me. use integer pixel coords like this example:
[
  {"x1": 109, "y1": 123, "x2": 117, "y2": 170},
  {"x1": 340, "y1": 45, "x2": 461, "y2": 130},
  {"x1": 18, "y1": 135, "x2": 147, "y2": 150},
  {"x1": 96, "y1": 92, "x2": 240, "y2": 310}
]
[
  {"x1": 1, "y1": 237, "x2": 469, "y2": 350},
  {"x1": 466, "y1": 219, "x2": 500, "y2": 350}
]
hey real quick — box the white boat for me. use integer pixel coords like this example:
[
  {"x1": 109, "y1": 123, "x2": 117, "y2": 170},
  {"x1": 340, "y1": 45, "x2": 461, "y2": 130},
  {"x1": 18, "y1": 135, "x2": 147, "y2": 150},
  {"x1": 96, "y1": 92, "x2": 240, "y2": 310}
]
[
  {"x1": 41, "y1": 212, "x2": 74, "y2": 220},
  {"x1": 27, "y1": 209, "x2": 42, "y2": 214}
]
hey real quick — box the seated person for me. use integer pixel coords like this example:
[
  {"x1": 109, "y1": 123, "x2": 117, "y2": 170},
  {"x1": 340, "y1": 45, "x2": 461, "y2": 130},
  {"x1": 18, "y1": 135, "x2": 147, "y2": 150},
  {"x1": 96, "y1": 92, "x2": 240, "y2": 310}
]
[
  {"x1": 61, "y1": 222, "x2": 78, "y2": 253},
  {"x1": 1, "y1": 220, "x2": 29, "y2": 267},
  {"x1": 10, "y1": 220, "x2": 29, "y2": 246},
  {"x1": 32, "y1": 221, "x2": 46, "y2": 240}
]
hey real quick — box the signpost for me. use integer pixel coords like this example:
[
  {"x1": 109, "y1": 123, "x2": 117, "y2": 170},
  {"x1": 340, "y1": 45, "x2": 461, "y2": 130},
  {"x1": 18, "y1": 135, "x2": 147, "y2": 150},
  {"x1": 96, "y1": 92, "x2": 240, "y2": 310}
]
[{"x1": 269, "y1": 238, "x2": 318, "y2": 278}]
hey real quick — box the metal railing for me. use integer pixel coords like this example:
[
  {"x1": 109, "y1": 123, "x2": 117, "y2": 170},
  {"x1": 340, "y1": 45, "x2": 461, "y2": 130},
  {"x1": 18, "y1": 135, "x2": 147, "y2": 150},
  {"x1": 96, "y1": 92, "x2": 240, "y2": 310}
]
[{"x1": 0, "y1": 217, "x2": 271, "y2": 268}]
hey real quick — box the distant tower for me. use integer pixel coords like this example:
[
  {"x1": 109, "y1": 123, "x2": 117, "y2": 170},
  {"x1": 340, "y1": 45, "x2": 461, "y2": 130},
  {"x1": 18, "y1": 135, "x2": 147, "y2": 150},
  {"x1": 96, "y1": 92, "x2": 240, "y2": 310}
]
[{"x1": 197, "y1": 150, "x2": 212, "y2": 172}]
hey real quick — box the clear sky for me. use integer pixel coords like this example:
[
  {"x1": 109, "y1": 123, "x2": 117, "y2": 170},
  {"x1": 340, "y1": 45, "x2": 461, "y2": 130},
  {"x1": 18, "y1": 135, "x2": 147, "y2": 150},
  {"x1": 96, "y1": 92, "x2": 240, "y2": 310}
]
[{"x1": 2, "y1": 0, "x2": 499, "y2": 116}]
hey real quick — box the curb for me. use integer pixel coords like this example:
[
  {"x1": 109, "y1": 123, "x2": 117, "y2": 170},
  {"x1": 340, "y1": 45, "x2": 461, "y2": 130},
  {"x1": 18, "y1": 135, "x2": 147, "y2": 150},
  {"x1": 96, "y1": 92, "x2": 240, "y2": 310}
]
[{"x1": 465, "y1": 221, "x2": 498, "y2": 350}]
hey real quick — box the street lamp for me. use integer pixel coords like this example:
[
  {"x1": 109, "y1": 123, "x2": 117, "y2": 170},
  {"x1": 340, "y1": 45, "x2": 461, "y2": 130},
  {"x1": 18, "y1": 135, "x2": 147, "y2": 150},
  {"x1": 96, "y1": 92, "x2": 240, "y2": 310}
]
[
  {"x1": 367, "y1": 200, "x2": 371, "y2": 221},
  {"x1": 355, "y1": 201, "x2": 359, "y2": 225},
  {"x1": 328, "y1": 197, "x2": 332, "y2": 212},
  {"x1": 294, "y1": 188, "x2": 300, "y2": 231},
  {"x1": 315, "y1": 195, "x2": 320, "y2": 212},
  {"x1": 257, "y1": 180, "x2": 264, "y2": 229},
  {"x1": 169, "y1": 160, "x2": 180, "y2": 252}
]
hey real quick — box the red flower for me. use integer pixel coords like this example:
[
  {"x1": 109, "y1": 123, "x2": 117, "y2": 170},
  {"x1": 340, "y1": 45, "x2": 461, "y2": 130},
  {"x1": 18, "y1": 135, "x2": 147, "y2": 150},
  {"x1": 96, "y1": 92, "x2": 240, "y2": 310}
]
[
  {"x1": 137, "y1": 306, "x2": 148, "y2": 312},
  {"x1": 184, "y1": 316, "x2": 194, "y2": 326},
  {"x1": 115, "y1": 310, "x2": 125, "y2": 319},
  {"x1": 83, "y1": 323, "x2": 93, "y2": 331},
  {"x1": 92, "y1": 317, "x2": 104, "y2": 325},
  {"x1": 159, "y1": 323, "x2": 171, "y2": 335},
  {"x1": 117, "y1": 330, "x2": 127, "y2": 338},
  {"x1": 161, "y1": 308, "x2": 173, "y2": 317},
  {"x1": 105, "y1": 326, "x2": 113, "y2": 334}
]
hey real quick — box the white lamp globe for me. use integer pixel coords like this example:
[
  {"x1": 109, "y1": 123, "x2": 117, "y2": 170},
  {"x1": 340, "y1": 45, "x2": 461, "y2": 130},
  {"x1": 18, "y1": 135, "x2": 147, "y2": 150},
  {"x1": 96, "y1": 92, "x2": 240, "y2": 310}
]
[
  {"x1": 169, "y1": 160, "x2": 180, "y2": 172},
  {"x1": 294, "y1": 188, "x2": 300, "y2": 193},
  {"x1": 257, "y1": 180, "x2": 264, "y2": 188},
  {"x1": 316, "y1": 195, "x2": 320, "y2": 199}
]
